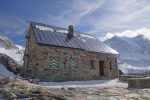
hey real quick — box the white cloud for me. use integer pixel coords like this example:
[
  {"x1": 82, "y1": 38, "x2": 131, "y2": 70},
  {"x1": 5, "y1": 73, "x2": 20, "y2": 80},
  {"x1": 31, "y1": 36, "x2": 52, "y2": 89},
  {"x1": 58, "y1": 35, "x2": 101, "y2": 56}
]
[
  {"x1": 100, "y1": 28, "x2": 150, "y2": 41},
  {"x1": 86, "y1": 0, "x2": 150, "y2": 34},
  {"x1": 40, "y1": 0, "x2": 105, "y2": 27},
  {"x1": 37, "y1": 0, "x2": 150, "y2": 36},
  {"x1": 46, "y1": 0, "x2": 150, "y2": 35}
]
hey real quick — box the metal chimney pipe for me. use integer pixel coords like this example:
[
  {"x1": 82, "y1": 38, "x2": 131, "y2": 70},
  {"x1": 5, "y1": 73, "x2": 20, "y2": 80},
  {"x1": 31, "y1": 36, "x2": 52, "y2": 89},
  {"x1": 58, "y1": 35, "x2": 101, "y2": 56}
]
[{"x1": 67, "y1": 25, "x2": 74, "y2": 39}]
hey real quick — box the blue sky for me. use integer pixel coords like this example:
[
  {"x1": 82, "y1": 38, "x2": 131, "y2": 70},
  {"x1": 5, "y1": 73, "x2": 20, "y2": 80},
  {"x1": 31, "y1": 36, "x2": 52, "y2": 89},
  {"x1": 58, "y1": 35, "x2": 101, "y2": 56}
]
[{"x1": 0, "y1": 0, "x2": 150, "y2": 46}]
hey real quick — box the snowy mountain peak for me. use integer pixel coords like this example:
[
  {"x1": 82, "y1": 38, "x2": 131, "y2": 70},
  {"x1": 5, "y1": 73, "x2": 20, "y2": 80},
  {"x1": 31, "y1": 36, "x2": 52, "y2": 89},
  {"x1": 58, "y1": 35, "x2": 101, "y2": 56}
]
[
  {"x1": 133, "y1": 34, "x2": 150, "y2": 42},
  {"x1": 0, "y1": 33, "x2": 17, "y2": 49},
  {"x1": 111, "y1": 35, "x2": 120, "y2": 39},
  {"x1": 135, "y1": 34, "x2": 144, "y2": 38}
]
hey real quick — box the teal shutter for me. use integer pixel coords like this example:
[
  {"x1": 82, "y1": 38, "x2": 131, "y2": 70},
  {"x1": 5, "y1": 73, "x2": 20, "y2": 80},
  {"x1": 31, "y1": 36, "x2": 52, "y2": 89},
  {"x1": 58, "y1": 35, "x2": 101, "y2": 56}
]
[
  {"x1": 49, "y1": 57, "x2": 59, "y2": 68},
  {"x1": 110, "y1": 60, "x2": 117, "y2": 70},
  {"x1": 69, "y1": 58, "x2": 78, "y2": 69}
]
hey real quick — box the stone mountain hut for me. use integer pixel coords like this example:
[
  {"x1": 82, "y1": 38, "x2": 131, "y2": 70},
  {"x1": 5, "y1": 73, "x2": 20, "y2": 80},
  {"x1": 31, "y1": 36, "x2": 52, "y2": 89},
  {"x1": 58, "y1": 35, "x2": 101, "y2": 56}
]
[{"x1": 23, "y1": 21, "x2": 119, "y2": 82}]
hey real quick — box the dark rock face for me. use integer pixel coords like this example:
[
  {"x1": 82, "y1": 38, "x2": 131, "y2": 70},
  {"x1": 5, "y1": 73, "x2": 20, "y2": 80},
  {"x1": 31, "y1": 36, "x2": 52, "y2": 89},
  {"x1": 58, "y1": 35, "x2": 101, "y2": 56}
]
[
  {"x1": 0, "y1": 77, "x2": 10, "y2": 84},
  {"x1": 0, "y1": 53, "x2": 21, "y2": 75}
]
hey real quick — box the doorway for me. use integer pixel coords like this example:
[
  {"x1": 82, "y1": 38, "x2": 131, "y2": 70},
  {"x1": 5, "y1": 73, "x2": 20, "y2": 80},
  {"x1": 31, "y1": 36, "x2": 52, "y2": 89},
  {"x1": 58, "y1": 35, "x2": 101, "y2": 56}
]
[{"x1": 99, "y1": 61, "x2": 104, "y2": 76}]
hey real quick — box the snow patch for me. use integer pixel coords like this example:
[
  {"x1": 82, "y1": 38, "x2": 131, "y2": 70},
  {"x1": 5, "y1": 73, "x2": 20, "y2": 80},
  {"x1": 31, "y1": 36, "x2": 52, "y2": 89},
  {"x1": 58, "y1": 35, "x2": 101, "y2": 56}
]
[
  {"x1": 0, "y1": 45, "x2": 24, "y2": 65},
  {"x1": 36, "y1": 25, "x2": 54, "y2": 32},
  {"x1": 36, "y1": 79, "x2": 126, "y2": 88},
  {"x1": 56, "y1": 29, "x2": 68, "y2": 34},
  {"x1": 80, "y1": 33, "x2": 95, "y2": 39}
]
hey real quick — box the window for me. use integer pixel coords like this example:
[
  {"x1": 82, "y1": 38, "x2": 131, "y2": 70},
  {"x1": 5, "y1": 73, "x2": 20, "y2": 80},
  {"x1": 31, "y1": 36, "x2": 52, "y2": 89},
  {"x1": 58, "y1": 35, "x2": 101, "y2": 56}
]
[
  {"x1": 49, "y1": 57, "x2": 59, "y2": 68},
  {"x1": 91, "y1": 60, "x2": 94, "y2": 69},
  {"x1": 110, "y1": 60, "x2": 117, "y2": 70},
  {"x1": 27, "y1": 62, "x2": 32, "y2": 71},
  {"x1": 69, "y1": 58, "x2": 78, "y2": 69}
]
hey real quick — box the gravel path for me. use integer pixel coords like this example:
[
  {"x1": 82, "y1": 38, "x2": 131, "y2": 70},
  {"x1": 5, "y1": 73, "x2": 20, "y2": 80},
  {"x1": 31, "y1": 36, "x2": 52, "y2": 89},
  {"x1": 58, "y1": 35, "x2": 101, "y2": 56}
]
[
  {"x1": 59, "y1": 85, "x2": 150, "y2": 100},
  {"x1": 1, "y1": 78, "x2": 150, "y2": 100},
  {"x1": 35, "y1": 79, "x2": 150, "y2": 100}
]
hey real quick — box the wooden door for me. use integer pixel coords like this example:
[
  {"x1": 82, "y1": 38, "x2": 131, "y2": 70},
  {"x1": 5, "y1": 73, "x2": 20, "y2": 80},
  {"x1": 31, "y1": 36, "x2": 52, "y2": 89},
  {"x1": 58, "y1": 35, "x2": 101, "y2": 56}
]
[{"x1": 99, "y1": 61, "x2": 104, "y2": 76}]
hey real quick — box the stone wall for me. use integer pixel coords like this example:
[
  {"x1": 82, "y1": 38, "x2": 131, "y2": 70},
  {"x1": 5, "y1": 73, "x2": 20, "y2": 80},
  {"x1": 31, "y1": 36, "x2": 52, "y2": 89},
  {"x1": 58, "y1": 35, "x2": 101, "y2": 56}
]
[
  {"x1": 31, "y1": 45, "x2": 118, "y2": 81},
  {"x1": 128, "y1": 77, "x2": 150, "y2": 88},
  {"x1": 23, "y1": 28, "x2": 118, "y2": 81},
  {"x1": 119, "y1": 75, "x2": 144, "y2": 82}
]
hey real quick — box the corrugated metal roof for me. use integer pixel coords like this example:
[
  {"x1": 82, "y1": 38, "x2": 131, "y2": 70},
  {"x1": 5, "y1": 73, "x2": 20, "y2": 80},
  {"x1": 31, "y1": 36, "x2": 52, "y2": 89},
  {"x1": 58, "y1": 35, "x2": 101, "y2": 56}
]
[{"x1": 29, "y1": 21, "x2": 118, "y2": 54}]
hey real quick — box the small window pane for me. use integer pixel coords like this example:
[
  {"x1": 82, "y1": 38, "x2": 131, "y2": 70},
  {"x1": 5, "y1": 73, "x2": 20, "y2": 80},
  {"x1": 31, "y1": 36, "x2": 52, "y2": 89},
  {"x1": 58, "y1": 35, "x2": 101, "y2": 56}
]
[
  {"x1": 91, "y1": 60, "x2": 94, "y2": 69},
  {"x1": 69, "y1": 58, "x2": 78, "y2": 69},
  {"x1": 49, "y1": 57, "x2": 59, "y2": 68}
]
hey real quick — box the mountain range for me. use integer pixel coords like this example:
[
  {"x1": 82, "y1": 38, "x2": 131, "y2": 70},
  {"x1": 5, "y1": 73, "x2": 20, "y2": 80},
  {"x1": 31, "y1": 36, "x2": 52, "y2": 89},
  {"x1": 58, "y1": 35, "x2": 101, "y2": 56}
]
[{"x1": 102, "y1": 28, "x2": 150, "y2": 74}]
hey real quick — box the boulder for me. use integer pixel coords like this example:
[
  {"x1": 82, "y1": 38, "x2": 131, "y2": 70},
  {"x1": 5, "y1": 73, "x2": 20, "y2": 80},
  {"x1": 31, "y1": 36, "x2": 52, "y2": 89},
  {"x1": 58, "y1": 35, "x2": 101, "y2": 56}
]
[{"x1": 0, "y1": 76, "x2": 10, "y2": 84}]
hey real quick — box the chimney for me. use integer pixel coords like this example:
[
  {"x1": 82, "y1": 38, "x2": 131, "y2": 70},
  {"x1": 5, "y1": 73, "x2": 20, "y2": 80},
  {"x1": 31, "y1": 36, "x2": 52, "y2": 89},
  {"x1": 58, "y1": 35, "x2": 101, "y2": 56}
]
[{"x1": 67, "y1": 25, "x2": 74, "y2": 39}]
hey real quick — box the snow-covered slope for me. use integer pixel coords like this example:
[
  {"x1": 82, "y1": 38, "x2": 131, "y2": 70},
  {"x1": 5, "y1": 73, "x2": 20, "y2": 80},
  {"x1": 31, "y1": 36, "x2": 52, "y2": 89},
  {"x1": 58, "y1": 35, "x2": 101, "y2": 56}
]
[
  {"x1": 0, "y1": 33, "x2": 24, "y2": 65},
  {"x1": 102, "y1": 28, "x2": 150, "y2": 74},
  {"x1": 0, "y1": 46, "x2": 24, "y2": 65}
]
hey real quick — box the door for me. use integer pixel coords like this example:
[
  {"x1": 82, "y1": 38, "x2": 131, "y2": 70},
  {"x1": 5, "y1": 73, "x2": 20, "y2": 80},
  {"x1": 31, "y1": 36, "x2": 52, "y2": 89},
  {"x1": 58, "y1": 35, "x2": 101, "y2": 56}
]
[{"x1": 99, "y1": 61, "x2": 104, "y2": 76}]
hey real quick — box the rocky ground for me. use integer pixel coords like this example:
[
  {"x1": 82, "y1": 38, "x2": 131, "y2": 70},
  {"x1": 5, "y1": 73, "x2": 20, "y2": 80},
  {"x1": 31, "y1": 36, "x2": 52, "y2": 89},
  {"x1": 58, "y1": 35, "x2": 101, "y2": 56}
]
[{"x1": 0, "y1": 77, "x2": 150, "y2": 100}]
